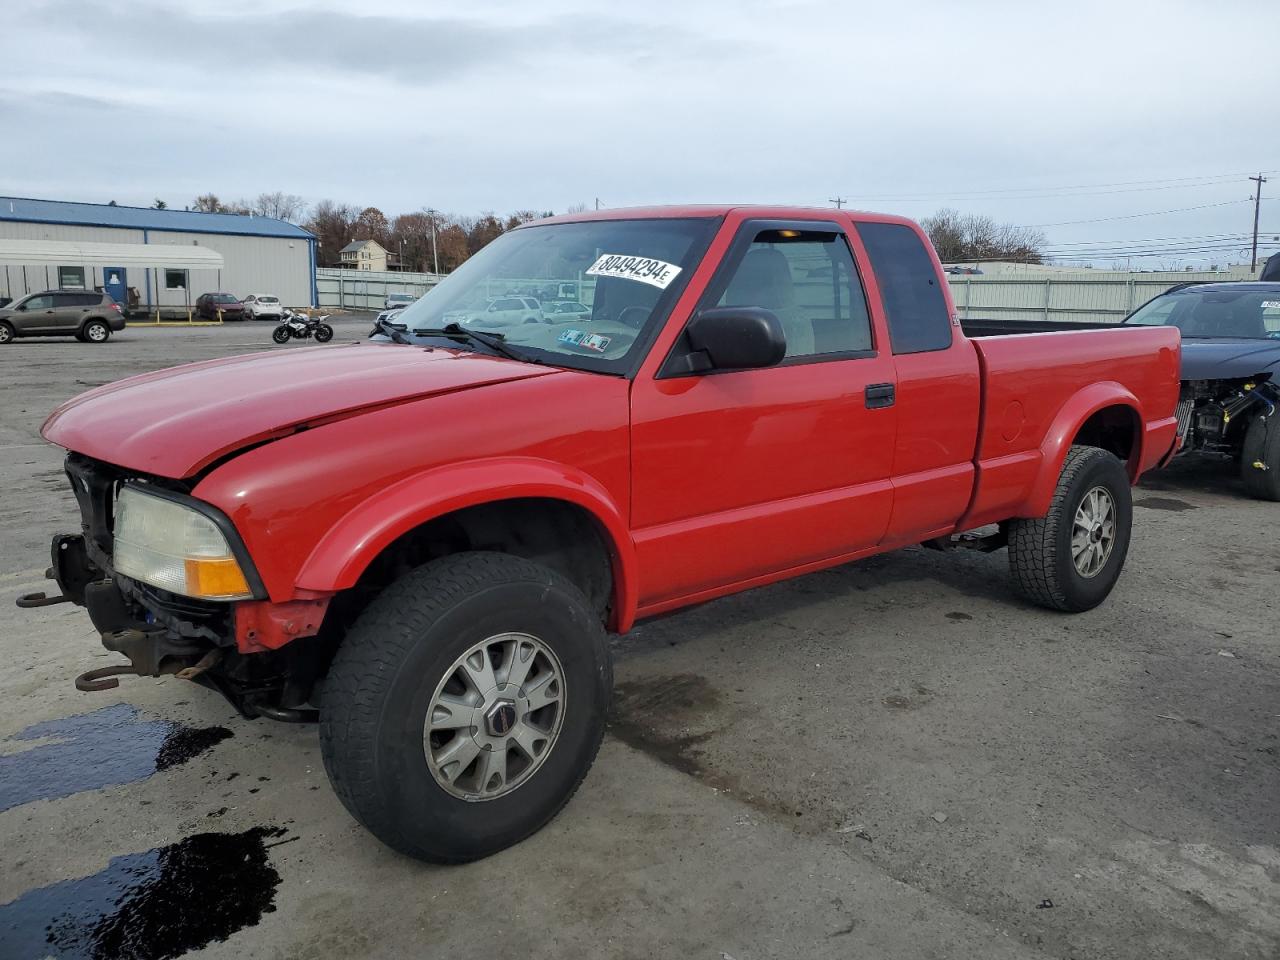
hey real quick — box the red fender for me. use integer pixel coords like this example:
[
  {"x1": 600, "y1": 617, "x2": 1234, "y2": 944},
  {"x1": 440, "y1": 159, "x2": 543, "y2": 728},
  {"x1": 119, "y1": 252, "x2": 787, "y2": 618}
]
[
  {"x1": 294, "y1": 457, "x2": 639, "y2": 632},
  {"x1": 1021, "y1": 381, "x2": 1143, "y2": 519}
]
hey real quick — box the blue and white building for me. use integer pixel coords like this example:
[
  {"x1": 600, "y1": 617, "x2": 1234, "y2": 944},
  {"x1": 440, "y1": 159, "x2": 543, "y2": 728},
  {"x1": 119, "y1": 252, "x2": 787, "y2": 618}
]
[{"x1": 0, "y1": 197, "x2": 316, "y2": 309}]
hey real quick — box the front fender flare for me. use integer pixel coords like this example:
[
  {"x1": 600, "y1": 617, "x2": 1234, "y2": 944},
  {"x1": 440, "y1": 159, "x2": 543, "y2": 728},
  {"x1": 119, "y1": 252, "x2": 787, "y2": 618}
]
[
  {"x1": 1022, "y1": 381, "x2": 1142, "y2": 519},
  {"x1": 295, "y1": 457, "x2": 638, "y2": 631}
]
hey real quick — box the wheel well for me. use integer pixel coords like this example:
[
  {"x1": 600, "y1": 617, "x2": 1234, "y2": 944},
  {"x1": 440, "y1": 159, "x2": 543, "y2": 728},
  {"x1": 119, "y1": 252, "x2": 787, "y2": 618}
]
[
  {"x1": 1072, "y1": 404, "x2": 1139, "y2": 465},
  {"x1": 340, "y1": 498, "x2": 614, "y2": 625}
]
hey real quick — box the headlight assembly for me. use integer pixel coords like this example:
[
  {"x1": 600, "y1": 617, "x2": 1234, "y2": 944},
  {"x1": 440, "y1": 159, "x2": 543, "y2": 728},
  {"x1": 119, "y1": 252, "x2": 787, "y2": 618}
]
[{"x1": 113, "y1": 485, "x2": 257, "y2": 601}]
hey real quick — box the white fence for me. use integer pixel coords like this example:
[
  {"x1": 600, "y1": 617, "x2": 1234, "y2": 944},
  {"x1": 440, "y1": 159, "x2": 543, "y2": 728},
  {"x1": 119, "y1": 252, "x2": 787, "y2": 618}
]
[
  {"x1": 317, "y1": 268, "x2": 446, "y2": 311},
  {"x1": 948, "y1": 267, "x2": 1257, "y2": 324}
]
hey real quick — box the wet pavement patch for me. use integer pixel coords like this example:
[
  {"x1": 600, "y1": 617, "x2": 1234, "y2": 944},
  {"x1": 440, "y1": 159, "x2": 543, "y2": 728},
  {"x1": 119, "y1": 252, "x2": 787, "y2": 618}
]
[
  {"x1": 0, "y1": 703, "x2": 232, "y2": 813},
  {"x1": 0, "y1": 826, "x2": 286, "y2": 960},
  {"x1": 609, "y1": 674, "x2": 720, "y2": 778},
  {"x1": 1135, "y1": 496, "x2": 1197, "y2": 512}
]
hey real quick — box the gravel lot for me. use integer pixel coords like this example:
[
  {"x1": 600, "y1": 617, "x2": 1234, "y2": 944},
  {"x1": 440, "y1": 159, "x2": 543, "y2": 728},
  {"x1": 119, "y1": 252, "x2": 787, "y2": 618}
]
[{"x1": 1, "y1": 320, "x2": 1276, "y2": 960}]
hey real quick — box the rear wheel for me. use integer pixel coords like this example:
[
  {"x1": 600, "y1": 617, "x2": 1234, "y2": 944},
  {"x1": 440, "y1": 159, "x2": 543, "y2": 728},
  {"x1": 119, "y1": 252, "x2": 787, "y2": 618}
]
[
  {"x1": 0, "y1": 321, "x2": 13, "y2": 344},
  {"x1": 1241, "y1": 415, "x2": 1280, "y2": 501},
  {"x1": 314, "y1": 323, "x2": 334, "y2": 343},
  {"x1": 1008, "y1": 445, "x2": 1132, "y2": 612},
  {"x1": 319, "y1": 552, "x2": 611, "y2": 863},
  {"x1": 82, "y1": 319, "x2": 110, "y2": 343}
]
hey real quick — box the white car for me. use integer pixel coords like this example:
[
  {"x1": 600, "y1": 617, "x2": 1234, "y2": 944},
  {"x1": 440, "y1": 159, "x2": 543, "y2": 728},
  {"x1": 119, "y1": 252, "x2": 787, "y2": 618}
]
[
  {"x1": 243, "y1": 294, "x2": 284, "y2": 320},
  {"x1": 384, "y1": 292, "x2": 417, "y2": 311},
  {"x1": 543, "y1": 301, "x2": 592, "y2": 322},
  {"x1": 469, "y1": 296, "x2": 545, "y2": 327}
]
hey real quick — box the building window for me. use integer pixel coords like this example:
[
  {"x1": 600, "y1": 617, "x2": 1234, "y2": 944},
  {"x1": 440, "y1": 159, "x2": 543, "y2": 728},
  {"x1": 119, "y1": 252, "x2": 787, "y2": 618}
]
[
  {"x1": 165, "y1": 269, "x2": 188, "y2": 290},
  {"x1": 58, "y1": 266, "x2": 86, "y2": 288}
]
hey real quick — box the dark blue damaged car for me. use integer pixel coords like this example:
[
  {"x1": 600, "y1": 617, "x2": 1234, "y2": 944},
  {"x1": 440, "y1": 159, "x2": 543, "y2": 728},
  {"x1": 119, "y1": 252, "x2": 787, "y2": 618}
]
[{"x1": 1124, "y1": 281, "x2": 1280, "y2": 500}]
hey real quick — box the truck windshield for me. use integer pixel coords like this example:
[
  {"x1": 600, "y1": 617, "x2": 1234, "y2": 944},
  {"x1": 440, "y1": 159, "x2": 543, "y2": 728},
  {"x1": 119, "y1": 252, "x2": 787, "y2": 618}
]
[
  {"x1": 392, "y1": 217, "x2": 720, "y2": 373},
  {"x1": 1126, "y1": 288, "x2": 1280, "y2": 339}
]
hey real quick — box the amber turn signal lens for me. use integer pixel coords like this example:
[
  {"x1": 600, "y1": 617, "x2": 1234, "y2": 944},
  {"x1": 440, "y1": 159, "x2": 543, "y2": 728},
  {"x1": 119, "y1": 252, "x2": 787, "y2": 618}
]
[{"x1": 184, "y1": 557, "x2": 252, "y2": 600}]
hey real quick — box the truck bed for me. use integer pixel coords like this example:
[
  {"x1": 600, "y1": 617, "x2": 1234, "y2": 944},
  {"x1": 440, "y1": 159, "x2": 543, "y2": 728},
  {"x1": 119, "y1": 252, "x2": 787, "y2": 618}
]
[{"x1": 960, "y1": 318, "x2": 1116, "y2": 338}]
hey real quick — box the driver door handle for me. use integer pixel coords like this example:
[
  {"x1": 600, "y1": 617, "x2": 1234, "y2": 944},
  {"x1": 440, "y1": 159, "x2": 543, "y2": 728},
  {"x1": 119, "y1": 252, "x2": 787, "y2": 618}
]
[{"x1": 865, "y1": 382, "x2": 895, "y2": 409}]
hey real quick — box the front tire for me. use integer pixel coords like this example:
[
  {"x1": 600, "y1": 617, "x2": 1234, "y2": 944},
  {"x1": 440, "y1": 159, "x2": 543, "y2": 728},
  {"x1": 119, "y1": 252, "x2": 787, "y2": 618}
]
[
  {"x1": 1241, "y1": 415, "x2": 1280, "y2": 501},
  {"x1": 319, "y1": 552, "x2": 612, "y2": 863},
  {"x1": 82, "y1": 319, "x2": 110, "y2": 343},
  {"x1": 271, "y1": 325, "x2": 290, "y2": 344},
  {"x1": 1008, "y1": 445, "x2": 1132, "y2": 612},
  {"x1": 0, "y1": 321, "x2": 15, "y2": 344}
]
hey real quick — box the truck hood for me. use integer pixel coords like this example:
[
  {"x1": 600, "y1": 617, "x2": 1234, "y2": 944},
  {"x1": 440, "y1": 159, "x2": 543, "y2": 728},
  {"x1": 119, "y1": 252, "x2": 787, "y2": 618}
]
[
  {"x1": 1180, "y1": 339, "x2": 1280, "y2": 381},
  {"x1": 42, "y1": 342, "x2": 560, "y2": 478}
]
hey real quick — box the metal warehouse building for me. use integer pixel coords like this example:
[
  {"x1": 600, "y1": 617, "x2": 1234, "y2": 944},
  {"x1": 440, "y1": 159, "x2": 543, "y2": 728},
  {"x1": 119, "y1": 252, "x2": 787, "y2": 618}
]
[{"x1": 0, "y1": 197, "x2": 316, "y2": 310}]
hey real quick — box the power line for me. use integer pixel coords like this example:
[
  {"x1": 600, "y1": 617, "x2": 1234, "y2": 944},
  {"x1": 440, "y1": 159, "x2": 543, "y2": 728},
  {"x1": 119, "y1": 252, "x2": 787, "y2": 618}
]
[
  {"x1": 1020, "y1": 199, "x2": 1258, "y2": 228},
  {"x1": 840, "y1": 169, "x2": 1279, "y2": 203}
]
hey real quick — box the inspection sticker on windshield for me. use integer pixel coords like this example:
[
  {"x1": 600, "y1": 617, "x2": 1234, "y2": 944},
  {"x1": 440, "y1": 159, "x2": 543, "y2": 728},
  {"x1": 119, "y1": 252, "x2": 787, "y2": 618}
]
[
  {"x1": 585, "y1": 254, "x2": 682, "y2": 290},
  {"x1": 558, "y1": 329, "x2": 612, "y2": 352}
]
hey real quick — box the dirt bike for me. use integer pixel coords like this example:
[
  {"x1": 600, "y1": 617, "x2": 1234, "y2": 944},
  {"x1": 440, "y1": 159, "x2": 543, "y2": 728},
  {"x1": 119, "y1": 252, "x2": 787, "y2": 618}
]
[{"x1": 273, "y1": 311, "x2": 334, "y2": 344}]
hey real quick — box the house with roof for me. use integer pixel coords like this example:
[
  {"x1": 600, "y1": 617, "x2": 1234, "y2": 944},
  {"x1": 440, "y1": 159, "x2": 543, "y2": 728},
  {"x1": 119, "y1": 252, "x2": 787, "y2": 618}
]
[
  {"x1": 0, "y1": 196, "x2": 317, "y2": 309},
  {"x1": 339, "y1": 239, "x2": 388, "y2": 272}
]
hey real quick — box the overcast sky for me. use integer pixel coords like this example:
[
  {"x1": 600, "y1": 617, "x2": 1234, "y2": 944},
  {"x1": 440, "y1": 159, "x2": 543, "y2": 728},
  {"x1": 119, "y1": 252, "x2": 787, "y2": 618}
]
[{"x1": 5, "y1": 0, "x2": 1278, "y2": 267}]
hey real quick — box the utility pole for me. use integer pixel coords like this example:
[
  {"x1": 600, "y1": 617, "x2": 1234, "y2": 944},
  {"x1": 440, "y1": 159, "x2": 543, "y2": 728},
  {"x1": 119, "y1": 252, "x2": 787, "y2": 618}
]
[
  {"x1": 1250, "y1": 173, "x2": 1267, "y2": 271},
  {"x1": 594, "y1": 197, "x2": 600, "y2": 211},
  {"x1": 426, "y1": 208, "x2": 440, "y2": 275},
  {"x1": 829, "y1": 196, "x2": 846, "y2": 209}
]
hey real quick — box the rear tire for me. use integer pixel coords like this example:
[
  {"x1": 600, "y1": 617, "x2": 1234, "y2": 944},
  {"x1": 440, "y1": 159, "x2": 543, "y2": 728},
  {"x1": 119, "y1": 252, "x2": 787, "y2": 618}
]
[
  {"x1": 1241, "y1": 415, "x2": 1280, "y2": 501},
  {"x1": 82, "y1": 319, "x2": 110, "y2": 343},
  {"x1": 0, "y1": 321, "x2": 13, "y2": 344},
  {"x1": 319, "y1": 552, "x2": 612, "y2": 864},
  {"x1": 315, "y1": 324, "x2": 334, "y2": 343},
  {"x1": 1008, "y1": 445, "x2": 1132, "y2": 612},
  {"x1": 271, "y1": 325, "x2": 290, "y2": 344}
]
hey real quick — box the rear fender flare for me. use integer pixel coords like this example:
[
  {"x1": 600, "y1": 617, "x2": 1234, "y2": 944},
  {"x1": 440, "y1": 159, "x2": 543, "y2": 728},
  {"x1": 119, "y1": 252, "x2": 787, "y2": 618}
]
[
  {"x1": 1022, "y1": 382, "x2": 1142, "y2": 518},
  {"x1": 295, "y1": 457, "x2": 638, "y2": 631}
]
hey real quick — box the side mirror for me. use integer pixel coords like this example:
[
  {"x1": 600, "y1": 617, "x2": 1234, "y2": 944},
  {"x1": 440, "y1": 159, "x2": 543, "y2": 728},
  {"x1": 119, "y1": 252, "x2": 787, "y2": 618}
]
[{"x1": 681, "y1": 307, "x2": 786, "y2": 373}]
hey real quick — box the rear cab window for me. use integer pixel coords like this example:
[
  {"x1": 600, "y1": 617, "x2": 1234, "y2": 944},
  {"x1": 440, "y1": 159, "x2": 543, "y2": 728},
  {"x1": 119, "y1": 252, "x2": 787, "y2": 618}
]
[{"x1": 855, "y1": 221, "x2": 953, "y2": 354}]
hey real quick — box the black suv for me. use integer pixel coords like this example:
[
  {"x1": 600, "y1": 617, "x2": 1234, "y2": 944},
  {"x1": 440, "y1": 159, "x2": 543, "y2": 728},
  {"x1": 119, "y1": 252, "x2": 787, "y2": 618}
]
[{"x1": 0, "y1": 290, "x2": 127, "y2": 344}]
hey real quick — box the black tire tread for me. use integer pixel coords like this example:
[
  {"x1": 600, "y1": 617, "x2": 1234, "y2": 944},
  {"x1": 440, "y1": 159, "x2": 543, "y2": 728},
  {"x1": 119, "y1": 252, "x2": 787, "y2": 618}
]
[
  {"x1": 1241, "y1": 415, "x2": 1280, "y2": 501},
  {"x1": 1008, "y1": 445, "x2": 1115, "y2": 611},
  {"x1": 319, "y1": 551, "x2": 611, "y2": 863}
]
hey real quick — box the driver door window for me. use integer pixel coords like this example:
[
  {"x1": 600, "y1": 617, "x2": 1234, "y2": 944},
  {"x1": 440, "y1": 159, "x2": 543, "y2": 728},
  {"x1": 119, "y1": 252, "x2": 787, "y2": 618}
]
[{"x1": 712, "y1": 230, "x2": 873, "y2": 360}]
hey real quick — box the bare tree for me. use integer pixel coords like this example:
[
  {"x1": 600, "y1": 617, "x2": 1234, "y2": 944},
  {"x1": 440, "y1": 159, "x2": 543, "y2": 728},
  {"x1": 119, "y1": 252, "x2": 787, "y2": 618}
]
[
  {"x1": 193, "y1": 193, "x2": 224, "y2": 213},
  {"x1": 253, "y1": 192, "x2": 307, "y2": 223},
  {"x1": 305, "y1": 200, "x2": 360, "y2": 266},
  {"x1": 922, "y1": 208, "x2": 1045, "y2": 264}
]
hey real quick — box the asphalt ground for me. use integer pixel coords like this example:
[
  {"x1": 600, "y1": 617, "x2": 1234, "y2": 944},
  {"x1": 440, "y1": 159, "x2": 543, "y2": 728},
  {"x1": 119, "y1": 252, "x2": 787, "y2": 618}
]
[{"x1": 0, "y1": 319, "x2": 1276, "y2": 959}]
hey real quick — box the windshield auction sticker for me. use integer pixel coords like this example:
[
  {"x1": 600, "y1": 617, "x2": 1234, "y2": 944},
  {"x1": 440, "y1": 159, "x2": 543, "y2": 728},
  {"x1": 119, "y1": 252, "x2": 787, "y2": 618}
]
[{"x1": 585, "y1": 254, "x2": 682, "y2": 290}]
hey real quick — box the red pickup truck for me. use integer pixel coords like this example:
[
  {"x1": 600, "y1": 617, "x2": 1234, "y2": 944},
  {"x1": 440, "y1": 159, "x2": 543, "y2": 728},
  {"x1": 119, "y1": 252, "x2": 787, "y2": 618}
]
[{"x1": 21, "y1": 206, "x2": 1180, "y2": 863}]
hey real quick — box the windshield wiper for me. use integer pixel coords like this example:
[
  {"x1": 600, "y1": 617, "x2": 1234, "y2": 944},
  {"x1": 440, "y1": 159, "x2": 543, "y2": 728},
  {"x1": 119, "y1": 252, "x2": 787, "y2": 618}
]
[{"x1": 412, "y1": 322, "x2": 532, "y2": 362}]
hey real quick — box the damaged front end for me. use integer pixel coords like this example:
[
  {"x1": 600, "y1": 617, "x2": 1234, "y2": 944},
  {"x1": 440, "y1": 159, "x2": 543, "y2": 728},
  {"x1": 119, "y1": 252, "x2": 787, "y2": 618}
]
[
  {"x1": 16, "y1": 455, "x2": 332, "y2": 722},
  {"x1": 1177, "y1": 375, "x2": 1279, "y2": 457}
]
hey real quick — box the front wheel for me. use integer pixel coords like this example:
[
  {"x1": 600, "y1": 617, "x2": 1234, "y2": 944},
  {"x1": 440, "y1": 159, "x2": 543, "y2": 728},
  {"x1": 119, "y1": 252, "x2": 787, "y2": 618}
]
[
  {"x1": 271, "y1": 325, "x2": 290, "y2": 344},
  {"x1": 1241, "y1": 415, "x2": 1280, "y2": 501},
  {"x1": 319, "y1": 552, "x2": 612, "y2": 863},
  {"x1": 314, "y1": 323, "x2": 334, "y2": 343},
  {"x1": 1008, "y1": 445, "x2": 1132, "y2": 612},
  {"x1": 0, "y1": 321, "x2": 13, "y2": 344},
  {"x1": 82, "y1": 319, "x2": 110, "y2": 343}
]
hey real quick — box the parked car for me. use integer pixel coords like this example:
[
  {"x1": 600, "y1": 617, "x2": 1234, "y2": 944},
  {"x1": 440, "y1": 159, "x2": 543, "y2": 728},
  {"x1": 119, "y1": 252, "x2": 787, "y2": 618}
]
[
  {"x1": 443, "y1": 295, "x2": 544, "y2": 327},
  {"x1": 384, "y1": 292, "x2": 418, "y2": 311},
  {"x1": 543, "y1": 301, "x2": 592, "y2": 321},
  {"x1": 0, "y1": 289, "x2": 126, "y2": 344},
  {"x1": 242, "y1": 294, "x2": 284, "y2": 321},
  {"x1": 22, "y1": 205, "x2": 1179, "y2": 864},
  {"x1": 195, "y1": 292, "x2": 246, "y2": 321},
  {"x1": 1121, "y1": 281, "x2": 1280, "y2": 499}
]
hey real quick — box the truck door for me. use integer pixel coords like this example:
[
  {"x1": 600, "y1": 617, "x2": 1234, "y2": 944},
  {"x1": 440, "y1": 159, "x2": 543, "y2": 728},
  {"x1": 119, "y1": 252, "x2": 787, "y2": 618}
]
[
  {"x1": 852, "y1": 220, "x2": 981, "y2": 540},
  {"x1": 629, "y1": 220, "x2": 898, "y2": 610}
]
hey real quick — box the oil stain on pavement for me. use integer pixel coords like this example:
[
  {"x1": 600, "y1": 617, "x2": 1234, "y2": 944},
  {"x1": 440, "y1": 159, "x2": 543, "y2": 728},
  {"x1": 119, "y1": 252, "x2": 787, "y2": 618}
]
[
  {"x1": 0, "y1": 703, "x2": 232, "y2": 813},
  {"x1": 0, "y1": 826, "x2": 288, "y2": 960}
]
